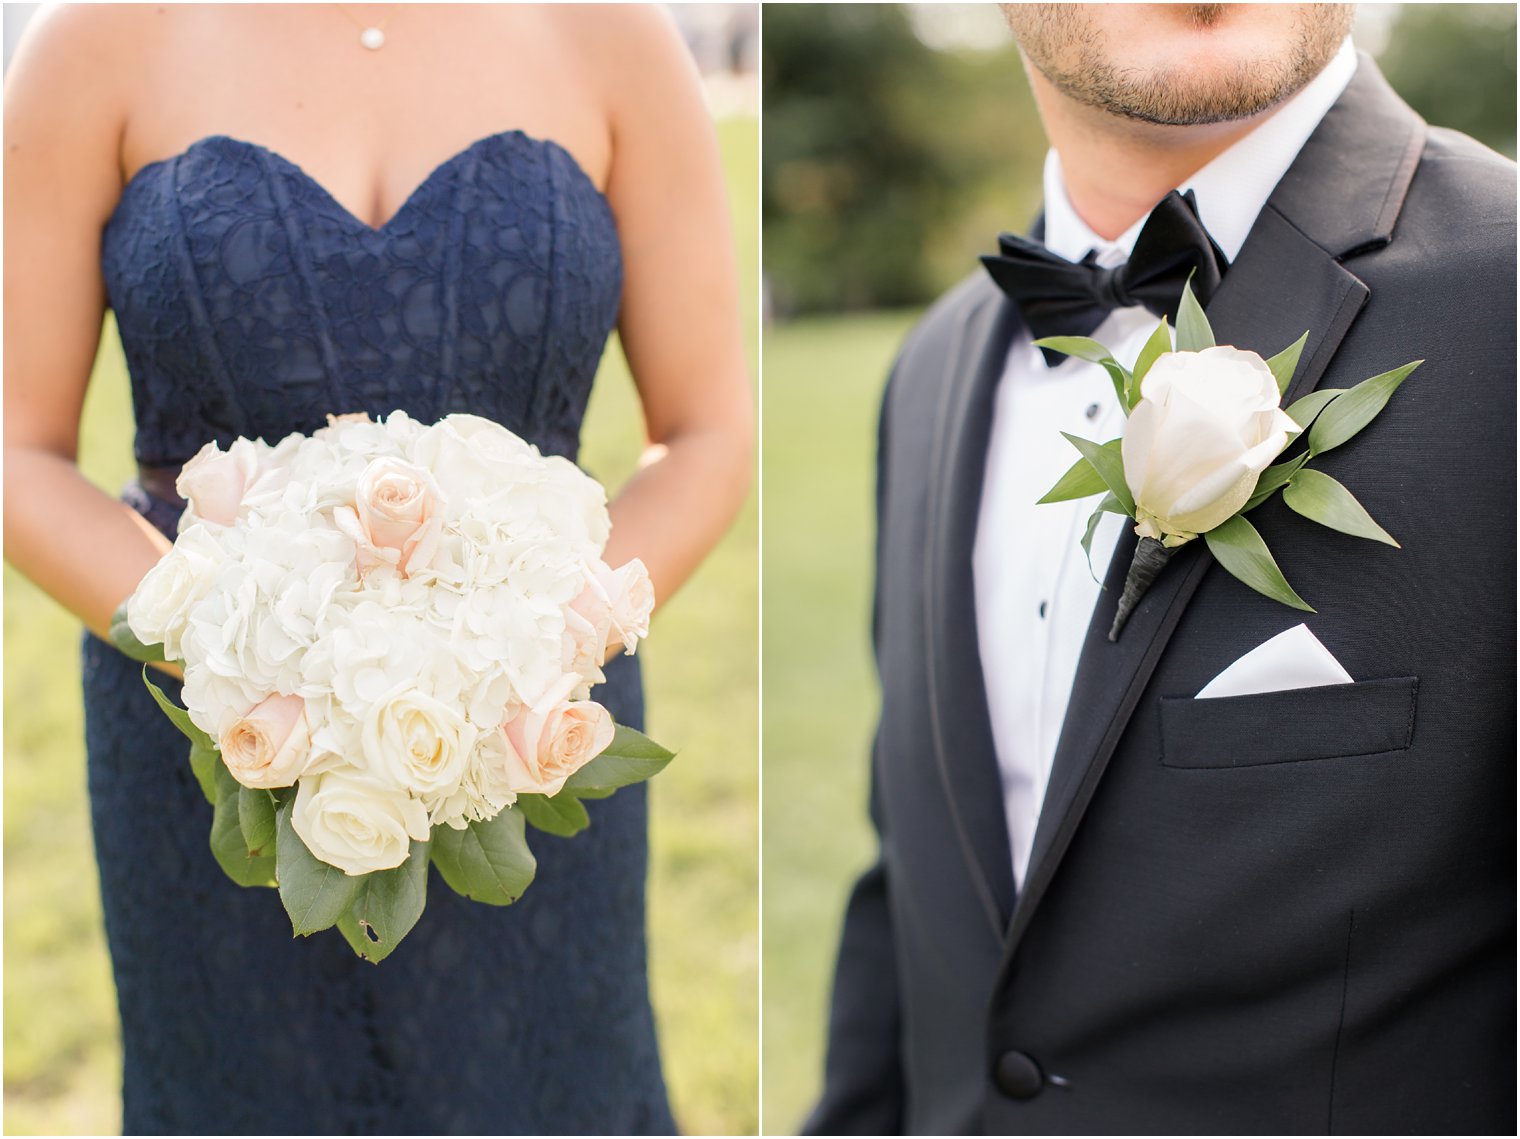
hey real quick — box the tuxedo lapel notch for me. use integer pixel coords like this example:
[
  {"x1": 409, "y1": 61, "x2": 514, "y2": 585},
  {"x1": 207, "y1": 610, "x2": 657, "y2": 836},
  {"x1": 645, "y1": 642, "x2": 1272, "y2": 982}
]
[{"x1": 999, "y1": 56, "x2": 1427, "y2": 960}]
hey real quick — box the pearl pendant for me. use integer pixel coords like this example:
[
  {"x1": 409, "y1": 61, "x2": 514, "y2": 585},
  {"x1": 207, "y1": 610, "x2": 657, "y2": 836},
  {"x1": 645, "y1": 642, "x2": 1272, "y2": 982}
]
[{"x1": 359, "y1": 26, "x2": 385, "y2": 50}]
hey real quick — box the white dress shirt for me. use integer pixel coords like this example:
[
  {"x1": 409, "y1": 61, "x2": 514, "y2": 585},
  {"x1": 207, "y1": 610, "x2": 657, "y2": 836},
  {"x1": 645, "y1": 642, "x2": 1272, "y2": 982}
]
[{"x1": 972, "y1": 40, "x2": 1358, "y2": 891}]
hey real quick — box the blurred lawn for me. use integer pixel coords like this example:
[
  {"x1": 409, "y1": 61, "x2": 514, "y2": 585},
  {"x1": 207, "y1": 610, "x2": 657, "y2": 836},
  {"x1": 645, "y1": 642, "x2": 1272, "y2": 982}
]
[
  {"x1": 2, "y1": 115, "x2": 758, "y2": 1137},
  {"x1": 759, "y1": 309, "x2": 921, "y2": 1134}
]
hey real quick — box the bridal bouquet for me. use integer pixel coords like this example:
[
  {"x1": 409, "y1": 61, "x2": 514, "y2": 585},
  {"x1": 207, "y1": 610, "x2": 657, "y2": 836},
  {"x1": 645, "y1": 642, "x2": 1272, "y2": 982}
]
[{"x1": 110, "y1": 410, "x2": 671, "y2": 962}]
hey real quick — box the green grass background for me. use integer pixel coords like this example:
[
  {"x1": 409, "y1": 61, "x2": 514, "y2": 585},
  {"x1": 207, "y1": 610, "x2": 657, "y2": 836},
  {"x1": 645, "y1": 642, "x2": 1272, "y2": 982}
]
[
  {"x1": 3, "y1": 116, "x2": 758, "y2": 1137},
  {"x1": 759, "y1": 309, "x2": 920, "y2": 1134}
]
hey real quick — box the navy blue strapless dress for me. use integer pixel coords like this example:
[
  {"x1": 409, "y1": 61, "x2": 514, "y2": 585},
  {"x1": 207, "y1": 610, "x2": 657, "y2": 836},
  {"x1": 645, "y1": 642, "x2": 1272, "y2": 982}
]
[{"x1": 88, "y1": 132, "x2": 676, "y2": 1135}]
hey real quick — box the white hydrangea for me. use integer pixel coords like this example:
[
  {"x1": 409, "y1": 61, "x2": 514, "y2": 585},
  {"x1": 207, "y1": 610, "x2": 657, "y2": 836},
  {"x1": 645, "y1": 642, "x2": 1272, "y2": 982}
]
[{"x1": 125, "y1": 411, "x2": 653, "y2": 866}]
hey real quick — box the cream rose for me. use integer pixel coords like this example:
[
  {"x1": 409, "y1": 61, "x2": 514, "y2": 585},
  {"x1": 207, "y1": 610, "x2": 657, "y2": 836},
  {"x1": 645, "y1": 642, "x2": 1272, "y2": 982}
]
[
  {"x1": 291, "y1": 769, "x2": 431, "y2": 876},
  {"x1": 359, "y1": 684, "x2": 475, "y2": 797},
  {"x1": 498, "y1": 690, "x2": 615, "y2": 797},
  {"x1": 333, "y1": 457, "x2": 445, "y2": 577},
  {"x1": 126, "y1": 525, "x2": 223, "y2": 659},
  {"x1": 219, "y1": 693, "x2": 312, "y2": 788},
  {"x1": 1123, "y1": 346, "x2": 1300, "y2": 544}
]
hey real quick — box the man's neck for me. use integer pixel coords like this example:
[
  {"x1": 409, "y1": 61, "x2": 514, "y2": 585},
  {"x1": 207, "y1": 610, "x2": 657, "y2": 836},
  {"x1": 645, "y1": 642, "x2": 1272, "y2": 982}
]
[{"x1": 1028, "y1": 69, "x2": 1288, "y2": 242}]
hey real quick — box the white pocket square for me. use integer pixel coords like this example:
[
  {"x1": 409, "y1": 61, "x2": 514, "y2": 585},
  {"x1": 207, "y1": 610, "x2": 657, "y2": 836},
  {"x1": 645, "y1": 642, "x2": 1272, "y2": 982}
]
[{"x1": 1196, "y1": 623, "x2": 1354, "y2": 699}]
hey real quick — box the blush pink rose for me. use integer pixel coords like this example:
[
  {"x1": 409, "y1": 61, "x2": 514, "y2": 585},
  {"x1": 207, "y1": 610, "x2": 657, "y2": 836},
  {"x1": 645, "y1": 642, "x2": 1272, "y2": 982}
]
[
  {"x1": 176, "y1": 438, "x2": 287, "y2": 525},
  {"x1": 603, "y1": 559, "x2": 655, "y2": 654},
  {"x1": 334, "y1": 457, "x2": 445, "y2": 576},
  {"x1": 565, "y1": 559, "x2": 655, "y2": 666},
  {"x1": 498, "y1": 695, "x2": 615, "y2": 797},
  {"x1": 219, "y1": 693, "x2": 312, "y2": 789}
]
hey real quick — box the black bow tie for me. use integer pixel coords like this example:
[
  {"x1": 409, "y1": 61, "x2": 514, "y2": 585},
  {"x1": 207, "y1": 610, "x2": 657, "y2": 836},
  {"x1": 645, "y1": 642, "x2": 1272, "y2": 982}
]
[{"x1": 981, "y1": 189, "x2": 1226, "y2": 366}]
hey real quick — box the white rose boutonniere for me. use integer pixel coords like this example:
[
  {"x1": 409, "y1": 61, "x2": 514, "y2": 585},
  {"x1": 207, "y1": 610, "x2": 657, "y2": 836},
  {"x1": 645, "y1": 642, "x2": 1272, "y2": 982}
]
[{"x1": 1039, "y1": 279, "x2": 1419, "y2": 639}]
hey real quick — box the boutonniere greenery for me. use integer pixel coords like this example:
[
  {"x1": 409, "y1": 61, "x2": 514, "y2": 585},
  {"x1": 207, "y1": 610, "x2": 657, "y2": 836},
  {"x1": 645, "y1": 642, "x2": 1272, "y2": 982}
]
[{"x1": 1038, "y1": 279, "x2": 1419, "y2": 640}]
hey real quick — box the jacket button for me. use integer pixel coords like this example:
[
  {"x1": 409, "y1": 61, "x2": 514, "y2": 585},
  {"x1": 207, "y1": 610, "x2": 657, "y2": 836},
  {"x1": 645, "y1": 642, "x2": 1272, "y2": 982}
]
[{"x1": 994, "y1": 1050, "x2": 1044, "y2": 1099}]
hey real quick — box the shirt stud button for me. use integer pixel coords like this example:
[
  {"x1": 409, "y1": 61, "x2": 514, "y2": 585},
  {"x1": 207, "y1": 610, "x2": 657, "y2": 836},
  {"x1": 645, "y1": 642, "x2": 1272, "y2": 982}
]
[
  {"x1": 1085, "y1": 402, "x2": 1100, "y2": 420},
  {"x1": 1038, "y1": 601, "x2": 1048, "y2": 618}
]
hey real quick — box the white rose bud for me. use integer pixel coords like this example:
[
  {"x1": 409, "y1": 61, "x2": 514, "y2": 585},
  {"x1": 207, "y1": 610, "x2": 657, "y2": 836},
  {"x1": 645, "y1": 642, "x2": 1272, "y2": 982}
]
[
  {"x1": 360, "y1": 684, "x2": 475, "y2": 798},
  {"x1": 1122, "y1": 346, "x2": 1300, "y2": 545},
  {"x1": 219, "y1": 693, "x2": 312, "y2": 788},
  {"x1": 291, "y1": 769, "x2": 431, "y2": 876}
]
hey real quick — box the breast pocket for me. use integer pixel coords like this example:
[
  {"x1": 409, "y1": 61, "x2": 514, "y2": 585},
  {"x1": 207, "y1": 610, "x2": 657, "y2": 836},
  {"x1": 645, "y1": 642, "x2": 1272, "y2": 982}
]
[{"x1": 1159, "y1": 676, "x2": 1420, "y2": 769}]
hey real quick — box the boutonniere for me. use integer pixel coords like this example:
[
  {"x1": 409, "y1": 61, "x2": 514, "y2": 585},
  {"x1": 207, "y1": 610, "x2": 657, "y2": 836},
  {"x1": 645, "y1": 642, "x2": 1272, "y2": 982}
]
[{"x1": 1037, "y1": 280, "x2": 1420, "y2": 641}]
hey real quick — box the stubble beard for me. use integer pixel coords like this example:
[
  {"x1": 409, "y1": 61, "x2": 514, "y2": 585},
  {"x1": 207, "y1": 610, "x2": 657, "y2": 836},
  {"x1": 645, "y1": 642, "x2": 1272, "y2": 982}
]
[{"x1": 1004, "y1": 4, "x2": 1355, "y2": 127}]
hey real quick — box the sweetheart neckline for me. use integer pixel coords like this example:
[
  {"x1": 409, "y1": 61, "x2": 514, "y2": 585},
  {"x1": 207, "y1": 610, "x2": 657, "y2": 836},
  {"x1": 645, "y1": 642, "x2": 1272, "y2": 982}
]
[{"x1": 112, "y1": 129, "x2": 611, "y2": 235}]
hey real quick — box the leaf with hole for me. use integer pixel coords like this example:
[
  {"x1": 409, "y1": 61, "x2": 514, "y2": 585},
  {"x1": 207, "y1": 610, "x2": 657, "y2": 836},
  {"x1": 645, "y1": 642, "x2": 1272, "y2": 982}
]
[{"x1": 335, "y1": 838, "x2": 430, "y2": 964}]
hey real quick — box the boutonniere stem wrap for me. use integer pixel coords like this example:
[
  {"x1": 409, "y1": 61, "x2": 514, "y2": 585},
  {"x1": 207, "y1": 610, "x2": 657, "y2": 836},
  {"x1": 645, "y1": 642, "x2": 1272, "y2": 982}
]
[{"x1": 1037, "y1": 280, "x2": 1420, "y2": 640}]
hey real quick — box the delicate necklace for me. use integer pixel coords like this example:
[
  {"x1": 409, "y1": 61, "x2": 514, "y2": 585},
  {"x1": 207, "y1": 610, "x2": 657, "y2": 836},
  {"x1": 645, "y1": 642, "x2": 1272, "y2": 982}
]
[{"x1": 333, "y1": 4, "x2": 402, "y2": 51}]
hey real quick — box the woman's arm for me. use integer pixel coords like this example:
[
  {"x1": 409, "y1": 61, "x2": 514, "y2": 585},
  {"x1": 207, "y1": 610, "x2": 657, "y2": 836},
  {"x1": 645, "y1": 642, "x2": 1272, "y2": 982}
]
[
  {"x1": 579, "y1": 6, "x2": 754, "y2": 609},
  {"x1": 2, "y1": 6, "x2": 174, "y2": 647}
]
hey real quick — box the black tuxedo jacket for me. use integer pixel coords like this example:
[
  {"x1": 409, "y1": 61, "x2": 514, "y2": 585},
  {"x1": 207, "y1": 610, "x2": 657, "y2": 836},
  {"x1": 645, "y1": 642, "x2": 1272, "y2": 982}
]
[{"x1": 805, "y1": 57, "x2": 1516, "y2": 1136}]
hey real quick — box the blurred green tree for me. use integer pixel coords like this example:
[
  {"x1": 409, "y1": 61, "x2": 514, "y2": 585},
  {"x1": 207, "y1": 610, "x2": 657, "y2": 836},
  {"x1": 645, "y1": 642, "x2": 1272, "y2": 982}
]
[
  {"x1": 762, "y1": 5, "x2": 952, "y2": 314},
  {"x1": 1377, "y1": 4, "x2": 1516, "y2": 159},
  {"x1": 764, "y1": 3, "x2": 1517, "y2": 317}
]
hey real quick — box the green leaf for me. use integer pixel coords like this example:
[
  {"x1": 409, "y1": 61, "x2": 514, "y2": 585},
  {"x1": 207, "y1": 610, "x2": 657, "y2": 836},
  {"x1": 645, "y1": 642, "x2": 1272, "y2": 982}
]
[
  {"x1": 560, "y1": 725, "x2": 677, "y2": 794},
  {"x1": 1203, "y1": 514, "x2": 1314, "y2": 612},
  {"x1": 515, "y1": 793, "x2": 592, "y2": 838},
  {"x1": 1079, "y1": 493, "x2": 1127, "y2": 582},
  {"x1": 1282, "y1": 468, "x2": 1400, "y2": 547},
  {"x1": 1243, "y1": 453, "x2": 1310, "y2": 513},
  {"x1": 1031, "y1": 335, "x2": 1119, "y2": 365},
  {"x1": 186, "y1": 739, "x2": 219, "y2": 807},
  {"x1": 109, "y1": 599, "x2": 167, "y2": 662},
  {"x1": 1283, "y1": 388, "x2": 1346, "y2": 436},
  {"x1": 238, "y1": 787, "x2": 278, "y2": 858},
  {"x1": 1175, "y1": 277, "x2": 1215, "y2": 353},
  {"x1": 1130, "y1": 317, "x2": 1173, "y2": 404},
  {"x1": 1266, "y1": 331, "x2": 1309, "y2": 396},
  {"x1": 274, "y1": 800, "x2": 362, "y2": 936},
  {"x1": 430, "y1": 808, "x2": 537, "y2": 906},
  {"x1": 209, "y1": 761, "x2": 276, "y2": 888},
  {"x1": 1037, "y1": 453, "x2": 1109, "y2": 504},
  {"x1": 1033, "y1": 335, "x2": 1130, "y2": 405},
  {"x1": 1308, "y1": 360, "x2": 1421, "y2": 455},
  {"x1": 142, "y1": 670, "x2": 218, "y2": 804},
  {"x1": 1058, "y1": 433, "x2": 1135, "y2": 518},
  {"x1": 335, "y1": 838, "x2": 430, "y2": 964}
]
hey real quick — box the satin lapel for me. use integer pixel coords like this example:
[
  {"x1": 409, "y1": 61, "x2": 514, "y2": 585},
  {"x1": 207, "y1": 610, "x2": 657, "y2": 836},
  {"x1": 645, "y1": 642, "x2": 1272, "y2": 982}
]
[
  {"x1": 923, "y1": 288, "x2": 1022, "y2": 942},
  {"x1": 1001, "y1": 55, "x2": 1426, "y2": 952}
]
